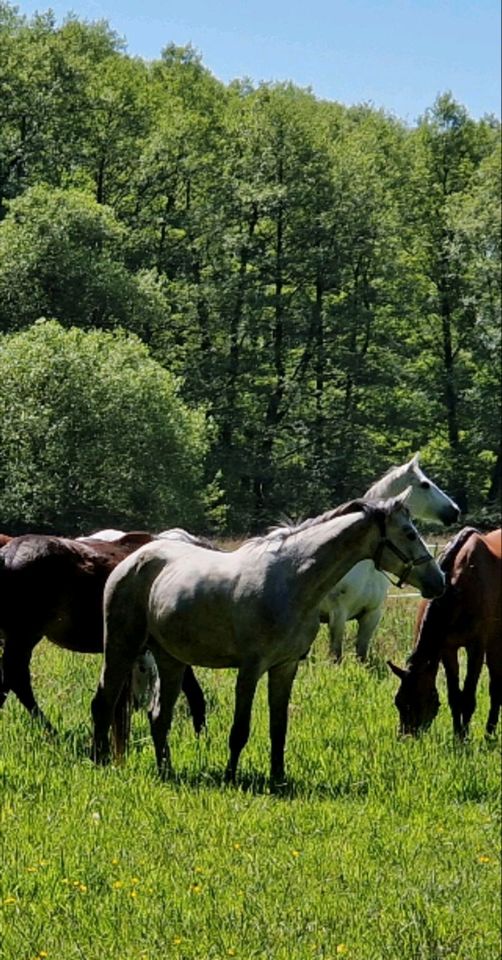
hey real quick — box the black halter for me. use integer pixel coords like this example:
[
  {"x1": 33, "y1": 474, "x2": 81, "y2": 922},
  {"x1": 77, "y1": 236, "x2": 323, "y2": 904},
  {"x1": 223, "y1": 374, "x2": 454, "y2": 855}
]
[{"x1": 373, "y1": 536, "x2": 432, "y2": 589}]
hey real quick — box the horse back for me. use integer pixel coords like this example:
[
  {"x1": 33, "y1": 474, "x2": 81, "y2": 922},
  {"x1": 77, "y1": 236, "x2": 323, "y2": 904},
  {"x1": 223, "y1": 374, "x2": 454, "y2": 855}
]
[
  {"x1": 452, "y1": 531, "x2": 501, "y2": 644},
  {"x1": 414, "y1": 528, "x2": 501, "y2": 657},
  {"x1": 482, "y1": 529, "x2": 502, "y2": 560}
]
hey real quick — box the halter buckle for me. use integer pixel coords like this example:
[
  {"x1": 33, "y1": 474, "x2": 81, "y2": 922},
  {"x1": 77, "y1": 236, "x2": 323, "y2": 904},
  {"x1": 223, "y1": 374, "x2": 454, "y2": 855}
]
[{"x1": 374, "y1": 537, "x2": 430, "y2": 589}]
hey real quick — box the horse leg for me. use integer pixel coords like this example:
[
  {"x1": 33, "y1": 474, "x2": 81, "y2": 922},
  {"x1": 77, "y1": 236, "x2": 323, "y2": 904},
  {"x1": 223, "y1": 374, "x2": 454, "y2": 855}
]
[
  {"x1": 181, "y1": 665, "x2": 206, "y2": 735},
  {"x1": 267, "y1": 660, "x2": 299, "y2": 786},
  {"x1": 355, "y1": 607, "x2": 382, "y2": 661},
  {"x1": 0, "y1": 639, "x2": 8, "y2": 709},
  {"x1": 460, "y1": 643, "x2": 484, "y2": 736},
  {"x1": 225, "y1": 659, "x2": 262, "y2": 783},
  {"x1": 1, "y1": 635, "x2": 56, "y2": 732},
  {"x1": 485, "y1": 655, "x2": 501, "y2": 737},
  {"x1": 147, "y1": 643, "x2": 185, "y2": 779},
  {"x1": 442, "y1": 651, "x2": 463, "y2": 738},
  {"x1": 328, "y1": 607, "x2": 346, "y2": 662}
]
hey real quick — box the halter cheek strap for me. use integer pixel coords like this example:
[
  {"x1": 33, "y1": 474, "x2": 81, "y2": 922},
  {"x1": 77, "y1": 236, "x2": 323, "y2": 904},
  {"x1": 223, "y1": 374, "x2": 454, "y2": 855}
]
[{"x1": 373, "y1": 536, "x2": 431, "y2": 589}]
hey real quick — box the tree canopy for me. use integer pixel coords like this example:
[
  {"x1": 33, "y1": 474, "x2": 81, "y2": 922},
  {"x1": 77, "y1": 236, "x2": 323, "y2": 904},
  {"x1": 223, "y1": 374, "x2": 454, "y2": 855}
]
[{"x1": 0, "y1": 4, "x2": 500, "y2": 532}]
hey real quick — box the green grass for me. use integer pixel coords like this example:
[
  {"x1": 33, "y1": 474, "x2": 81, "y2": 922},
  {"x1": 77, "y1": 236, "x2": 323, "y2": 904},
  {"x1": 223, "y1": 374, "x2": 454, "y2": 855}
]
[{"x1": 1, "y1": 599, "x2": 500, "y2": 960}]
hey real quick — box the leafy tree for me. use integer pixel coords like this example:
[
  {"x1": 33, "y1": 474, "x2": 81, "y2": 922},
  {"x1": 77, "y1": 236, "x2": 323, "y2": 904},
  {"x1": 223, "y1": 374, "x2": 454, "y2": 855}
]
[
  {"x1": 0, "y1": 5, "x2": 499, "y2": 528},
  {"x1": 0, "y1": 185, "x2": 170, "y2": 338},
  {"x1": 0, "y1": 320, "x2": 216, "y2": 533}
]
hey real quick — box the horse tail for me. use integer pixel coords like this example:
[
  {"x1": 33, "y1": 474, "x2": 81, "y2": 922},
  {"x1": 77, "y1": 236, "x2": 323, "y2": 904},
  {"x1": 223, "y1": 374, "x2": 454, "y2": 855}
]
[
  {"x1": 101, "y1": 550, "x2": 167, "y2": 762},
  {"x1": 111, "y1": 674, "x2": 133, "y2": 761},
  {"x1": 409, "y1": 526, "x2": 480, "y2": 667}
]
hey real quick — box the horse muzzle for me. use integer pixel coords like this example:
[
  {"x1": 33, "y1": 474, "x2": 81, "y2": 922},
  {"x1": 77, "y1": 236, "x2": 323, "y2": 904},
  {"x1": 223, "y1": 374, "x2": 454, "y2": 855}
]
[
  {"x1": 420, "y1": 568, "x2": 445, "y2": 599},
  {"x1": 440, "y1": 504, "x2": 460, "y2": 525}
]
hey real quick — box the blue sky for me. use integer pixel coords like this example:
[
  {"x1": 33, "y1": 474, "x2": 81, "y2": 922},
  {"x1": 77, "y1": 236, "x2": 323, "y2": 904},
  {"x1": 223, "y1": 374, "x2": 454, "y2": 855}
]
[{"x1": 17, "y1": 0, "x2": 501, "y2": 122}]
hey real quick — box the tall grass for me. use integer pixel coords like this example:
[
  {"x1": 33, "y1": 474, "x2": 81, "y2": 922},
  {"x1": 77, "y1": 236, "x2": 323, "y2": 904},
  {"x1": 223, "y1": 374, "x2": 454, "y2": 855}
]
[{"x1": 1, "y1": 600, "x2": 500, "y2": 960}]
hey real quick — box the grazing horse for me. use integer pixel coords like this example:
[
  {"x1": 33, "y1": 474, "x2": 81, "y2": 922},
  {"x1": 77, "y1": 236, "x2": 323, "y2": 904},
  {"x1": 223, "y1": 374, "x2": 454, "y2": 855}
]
[
  {"x1": 92, "y1": 493, "x2": 444, "y2": 785},
  {"x1": 0, "y1": 532, "x2": 206, "y2": 737},
  {"x1": 388, "y1": 527, "x2": 502, "y2": 738},
  {"x1": 319, "y1": 454, "x2": 459, "y2": 661}
]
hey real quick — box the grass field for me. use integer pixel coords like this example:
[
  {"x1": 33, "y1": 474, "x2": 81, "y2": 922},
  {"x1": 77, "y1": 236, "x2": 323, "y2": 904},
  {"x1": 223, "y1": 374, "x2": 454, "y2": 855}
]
[{"x1": 1, "y1": 597, "x2": 500, "y2": 960}]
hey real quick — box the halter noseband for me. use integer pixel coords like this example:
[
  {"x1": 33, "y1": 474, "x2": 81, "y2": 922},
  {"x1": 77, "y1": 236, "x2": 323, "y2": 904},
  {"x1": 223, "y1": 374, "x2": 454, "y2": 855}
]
[{"x1": 373, "y1": 534, "x2": 431, "y2": 589}]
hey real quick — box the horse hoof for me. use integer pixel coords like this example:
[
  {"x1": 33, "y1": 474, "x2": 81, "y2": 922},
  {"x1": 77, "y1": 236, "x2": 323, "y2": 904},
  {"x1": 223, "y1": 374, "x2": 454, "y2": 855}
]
[
  {"x1": 91, "y1": 743, "x2": 110, "y2": 766},
  {"x1": 270, "y1": 777, "x2": 288, "y2": 794}
]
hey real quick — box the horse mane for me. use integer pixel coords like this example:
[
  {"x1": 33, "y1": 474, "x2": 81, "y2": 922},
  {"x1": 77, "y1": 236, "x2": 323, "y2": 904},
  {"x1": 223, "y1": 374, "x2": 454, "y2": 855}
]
[
  {"x1": 364, "y1": 460, "x2": 413, "y2": 499},
  {"x1": 407, "y1": 526, "x2": 480, "y2": 669},
  {"x1": 436, "y1": 526, "x2": 480, "y2": 575},
  {"x1": 252, "y1": 497, "x2": 391, "y2": 547},
  {"x1": 156, "y1": 528, "x2": 219, "y2": 551}
]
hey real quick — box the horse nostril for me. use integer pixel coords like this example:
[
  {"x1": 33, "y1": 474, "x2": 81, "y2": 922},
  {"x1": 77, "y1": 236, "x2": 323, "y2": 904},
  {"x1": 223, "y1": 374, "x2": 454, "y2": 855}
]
[{"x1": 441, "y1": 507, "x2": 459, "y2": 526}]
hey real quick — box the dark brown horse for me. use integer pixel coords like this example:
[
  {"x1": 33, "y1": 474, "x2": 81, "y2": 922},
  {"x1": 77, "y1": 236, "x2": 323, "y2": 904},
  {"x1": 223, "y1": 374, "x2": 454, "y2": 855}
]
[
  {"x1": 0, "y1": 532, "x2": 206, "y2": 737},
  {"x1": 389, "y1": 527, "x2": 501, "y2": 738}
]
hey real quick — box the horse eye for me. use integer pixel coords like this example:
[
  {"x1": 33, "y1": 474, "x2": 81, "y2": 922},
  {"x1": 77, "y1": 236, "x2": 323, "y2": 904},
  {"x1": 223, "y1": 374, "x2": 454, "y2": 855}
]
[
  {"x1": 407, "y1": 531, "x2": 417, "y2": 541},
  {"x1": 420, "y1": 481, "x2": 430, "y2": 489}
]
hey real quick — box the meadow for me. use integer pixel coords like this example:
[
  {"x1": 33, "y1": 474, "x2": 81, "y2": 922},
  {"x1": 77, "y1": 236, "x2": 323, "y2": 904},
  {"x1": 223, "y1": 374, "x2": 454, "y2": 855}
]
[{"x1": 1, "y1": 597, "x2": 500, "y2": 960}]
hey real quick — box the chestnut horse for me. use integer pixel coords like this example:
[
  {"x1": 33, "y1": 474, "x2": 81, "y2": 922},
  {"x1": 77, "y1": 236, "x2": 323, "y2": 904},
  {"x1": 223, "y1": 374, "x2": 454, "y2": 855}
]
[
  {"x1": 0, "y1": 532, "x2": 206, "y2": 739},
  {"x1": 389, "y1": 527, "x2": 501, "y2": 738}
]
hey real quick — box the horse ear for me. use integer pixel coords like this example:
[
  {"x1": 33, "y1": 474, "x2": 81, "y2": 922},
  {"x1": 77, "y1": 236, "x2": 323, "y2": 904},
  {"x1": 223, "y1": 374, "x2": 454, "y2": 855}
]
[
  {"x1": 393, "y1": 485, "x2": 413, "y2": 509},
  {"x1": 411, "y1": 452, "x2": 420, "y2": 466},
  {"x1": 387, "y1": 660, "x2": 407, "y2": 680}
]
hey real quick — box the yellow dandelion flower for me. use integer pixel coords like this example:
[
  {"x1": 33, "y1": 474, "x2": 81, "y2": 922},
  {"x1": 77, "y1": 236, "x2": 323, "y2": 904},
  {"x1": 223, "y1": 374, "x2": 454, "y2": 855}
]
[
  {"x1": 191, "y1": 884, "x2": 202, "y2": 894},
  {"x1": 79, "y1": 884, "x2": 87, "y2": 893},
  {"x1": 336, "y1": 945, "x2": 348, "y2": 955},
  {"x1": 130, "y1": 890, "x2": 138, "y2": 898},
  {"x1": 173, "y1": 937, "x2": 182, "y2": 945},
  {"x1": 39, "y1": 860, "x2": 49, "y2": 867},
  {"x1": 194, "y1": 866, "x2": 204, "y2": 873},
  {"x1": 111, "y1": 857, "x2": 119, "y2": 865},
  {"x1": 61, "y1": 878, "x2": 69, "y2": 885},
  {"x1": 26, "y1": 866, "x2": 38, "y2": 873},
  {"x1": 39, "y1": 953, "x2": 48, "y2": 958},
  {"x1": 112, "y1": 880, "x2": 124, "y2": 889},
  {"x1": 3, "y1": 897, "x2": 17, "y2": 905},
  {"x1": 131, "y1": 876, "x2": 140, "y2": 884},
  {"x1": 478, "y1": 855, "x2": 490, "y2": 863},
  {"x1": 228, "y1": 950, "x2": 236, "y2": 956},
  {"x1": 233, "y1": 843, "x2": 241, "y2": 849},
  {"x1": 291, "y1": 850, "x2": 300, "y2": 858}
]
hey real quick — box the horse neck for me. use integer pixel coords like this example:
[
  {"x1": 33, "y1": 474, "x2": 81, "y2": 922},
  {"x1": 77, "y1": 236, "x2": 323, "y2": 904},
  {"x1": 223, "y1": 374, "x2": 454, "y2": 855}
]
[
  {"x1": 289, "y1": 511, "x2": 380, "y2": 609},
  {"x1": 408, "y1": 600, "x2": 445, "y2": 675},
  {"x1": 364, "y1": 464, "x2": 410, "y2": 500}
]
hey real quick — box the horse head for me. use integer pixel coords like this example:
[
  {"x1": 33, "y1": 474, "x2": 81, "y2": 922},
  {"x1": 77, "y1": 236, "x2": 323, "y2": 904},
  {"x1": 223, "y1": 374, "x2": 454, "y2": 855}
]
[
  {"x1": 403, "y1": 454, "x2": 460, "y2": 526},
  {"x1": 374, "y1": 492, "x2": 445, "y2": 599},
  {"x1": 387, "y1": 660, "x2": 440, "y2": 735}
]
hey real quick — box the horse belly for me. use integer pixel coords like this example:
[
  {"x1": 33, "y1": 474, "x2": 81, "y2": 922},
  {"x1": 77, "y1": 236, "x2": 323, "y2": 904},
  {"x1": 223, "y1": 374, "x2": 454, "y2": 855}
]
[
  {"x1": 321, "y1": 562, "x2": 387, "y2": 621},
  {"x1": 45, "y1": 607, "x2": 103, "y2": 653},
  {"x1": 150, "y1": 597, "x2": 242, "y2": 668}
]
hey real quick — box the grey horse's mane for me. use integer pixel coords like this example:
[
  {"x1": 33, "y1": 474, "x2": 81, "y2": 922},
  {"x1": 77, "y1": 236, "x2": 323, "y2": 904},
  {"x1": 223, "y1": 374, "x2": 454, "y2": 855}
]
[
  {"x1": 364, "y1": 460, "x2": 414, "y2": 499},
  {"x1": 250, "y1": 497, "x2": 396, "y2": 547}
]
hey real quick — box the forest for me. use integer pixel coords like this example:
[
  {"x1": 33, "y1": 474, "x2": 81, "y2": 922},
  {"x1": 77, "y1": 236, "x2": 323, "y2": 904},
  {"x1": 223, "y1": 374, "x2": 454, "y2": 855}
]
[{"x1": 0, "y1": 2, "x2": 500, "y2": 534}]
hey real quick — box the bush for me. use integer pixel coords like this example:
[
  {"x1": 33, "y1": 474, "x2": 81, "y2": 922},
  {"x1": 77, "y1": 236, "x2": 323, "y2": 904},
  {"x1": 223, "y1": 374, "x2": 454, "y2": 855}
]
[{"x1": 0, "y1": 320, "x2": 216, "y2": 534}]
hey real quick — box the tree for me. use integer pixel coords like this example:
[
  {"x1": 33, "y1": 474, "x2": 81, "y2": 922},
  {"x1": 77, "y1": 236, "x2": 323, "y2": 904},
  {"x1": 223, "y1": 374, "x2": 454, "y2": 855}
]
[
  {"x1": 399, "y1": 94, "x2": 498, "y2": 509},
  {"x1": 0, "y1": 184, "x2": 170, "y2": 339},
  {"x1": 0, "y1": 320, "x2": 216, "y2": 533}
]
